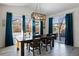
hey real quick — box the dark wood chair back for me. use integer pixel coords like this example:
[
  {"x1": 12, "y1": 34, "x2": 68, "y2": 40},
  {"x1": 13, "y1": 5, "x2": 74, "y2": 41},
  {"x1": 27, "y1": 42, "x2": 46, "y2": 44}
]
[
  {"x1": 33, "y1": 35, "x2": 41, "y2": 38},
  {"x1": 50, "y1": 33, "x2": 57, "y2": 39},
  {"x1": 29, "y1": 34, "x2": 41, "y2": 55},
  {"x1": 41, "y1": 34, "x2": 53, "y2": 51}
]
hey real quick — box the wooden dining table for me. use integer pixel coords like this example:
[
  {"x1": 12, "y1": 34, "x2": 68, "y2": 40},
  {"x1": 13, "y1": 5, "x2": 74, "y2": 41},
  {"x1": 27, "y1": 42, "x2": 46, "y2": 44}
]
[
  {"x1": 16, "y1": 36, "x2": 33, "y2": 56},
  {"x1": 16, "y1": 34, "x2": 55, "y2": 56}
]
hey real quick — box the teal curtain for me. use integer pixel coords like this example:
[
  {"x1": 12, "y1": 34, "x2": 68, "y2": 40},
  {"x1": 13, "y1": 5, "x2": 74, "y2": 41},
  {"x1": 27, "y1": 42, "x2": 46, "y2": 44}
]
[
  {"x1": 22, "y1": 15, "x2": 26, "y2": 33},
  {"x1": 65, "y1": 13, "x2": 73, "y2": 46},
  {"x1": 5, "y1": 12, "x2": 13, "y2": 47},
  {"x1": 32, "y1": 18, "x2": 35, "y2": 36},
  {"x1": 40, "y1": 20, "x2": 43, "y2": 35},
  {"x1": 48, "y1": 18, "x2": 53, "y2": 34}
]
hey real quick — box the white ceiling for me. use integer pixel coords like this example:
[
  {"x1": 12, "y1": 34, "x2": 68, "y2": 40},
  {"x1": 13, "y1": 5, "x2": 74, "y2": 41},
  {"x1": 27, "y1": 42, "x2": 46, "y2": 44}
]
[{"x1": 2, "y1": 3, "x2": 79, "y2": 15}]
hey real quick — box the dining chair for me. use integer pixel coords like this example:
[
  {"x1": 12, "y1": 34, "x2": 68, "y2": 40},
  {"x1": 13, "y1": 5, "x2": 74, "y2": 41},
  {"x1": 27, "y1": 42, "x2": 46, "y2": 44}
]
[
  {"x1": 29, "y1": 35, "x2": 41, "y2": 56},
  {"x1": 41, "y1": 34, "x2": 52, "y2": 51}
]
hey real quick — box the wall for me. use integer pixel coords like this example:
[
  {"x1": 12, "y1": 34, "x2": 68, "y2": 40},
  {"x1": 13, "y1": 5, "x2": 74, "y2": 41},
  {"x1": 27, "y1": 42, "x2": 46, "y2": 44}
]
[
  {"x1": 0, "y1": 5, "x2": 32, "y2": 47},
  {"x1": 1, "y1": 5, "x2": 79, "y2": 48},
  {"x1": 0, "y1": 5, "x2": 3, "y2": 48},
  {"x1": 46, "y1": 7, "x2": 79, "y2": 47}
]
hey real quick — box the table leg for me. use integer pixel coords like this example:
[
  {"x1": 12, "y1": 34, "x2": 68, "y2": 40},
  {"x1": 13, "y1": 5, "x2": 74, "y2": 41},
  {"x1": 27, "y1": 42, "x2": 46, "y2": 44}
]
[{"x1": 21, "y1": 41, "x2": 24, "y2": 56}]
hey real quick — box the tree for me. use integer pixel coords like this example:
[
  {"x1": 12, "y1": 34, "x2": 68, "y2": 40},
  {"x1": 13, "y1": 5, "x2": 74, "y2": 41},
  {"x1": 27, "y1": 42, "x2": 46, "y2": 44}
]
[{"x1": 58, "y1": 16, "x2": 65, "y2": 41}]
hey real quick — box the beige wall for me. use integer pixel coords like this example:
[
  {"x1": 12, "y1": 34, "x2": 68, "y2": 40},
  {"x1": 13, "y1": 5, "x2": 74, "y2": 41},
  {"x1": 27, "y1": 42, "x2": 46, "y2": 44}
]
[
  {"x1": 46, "y1": 7, "x2": 79, "y2": 47},
  {"x1": 0, "y1": 5, "x2": 32, "y2": 47},
  {"x1": 0, "y1": 5, "x2": 3, "y2": 47}
]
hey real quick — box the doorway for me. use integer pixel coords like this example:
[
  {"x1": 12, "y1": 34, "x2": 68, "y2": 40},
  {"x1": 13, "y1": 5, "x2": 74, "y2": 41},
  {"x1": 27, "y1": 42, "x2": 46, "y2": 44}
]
[{"x1": 53, "y1": 16, "x2": 65, "y2": 44}]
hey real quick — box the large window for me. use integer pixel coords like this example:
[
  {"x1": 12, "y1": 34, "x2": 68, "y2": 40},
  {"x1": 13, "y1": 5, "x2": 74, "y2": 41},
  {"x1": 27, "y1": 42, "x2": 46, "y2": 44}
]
[
  {"x1": 26, "y1": 19, "x2": 32, "y2": 32},
  {"x1": 53, "y1": 17, "x2": 59, "y2": 34},
  {"x1": 12, "y1": 16, "x2": 22, "y2": 33},
  {"x1": 53, "y1": 16, "x2": 65, "y2": 35}
]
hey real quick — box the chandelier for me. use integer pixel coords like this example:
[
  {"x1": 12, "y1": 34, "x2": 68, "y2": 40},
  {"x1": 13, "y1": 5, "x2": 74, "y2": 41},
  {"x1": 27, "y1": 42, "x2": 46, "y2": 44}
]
[{"x1": 31, "y1": 3, "x2": 42, "y2": 20}]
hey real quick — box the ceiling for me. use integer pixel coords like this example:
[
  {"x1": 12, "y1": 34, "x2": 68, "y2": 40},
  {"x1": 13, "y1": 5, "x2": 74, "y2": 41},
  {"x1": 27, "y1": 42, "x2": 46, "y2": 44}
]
[{"x1": 2, "y1": 3, "x2": 79, "y2": 15}]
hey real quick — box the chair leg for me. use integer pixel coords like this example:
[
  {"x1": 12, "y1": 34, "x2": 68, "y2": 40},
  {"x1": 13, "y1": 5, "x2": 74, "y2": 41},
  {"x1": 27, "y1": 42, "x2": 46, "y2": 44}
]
[
  {"x1": 26, "y1": 43, "x2": 28, "y2": 49},
  {"x1": 41, "y1": 43, "x2": 43, "y2": 48},
  {"x1": 46, "y1": 44, "x2": 48, "y2": 51},
  {"x1": 52, "y1": 39, "x2": 54, "y2": 47},
  {"x1": 39, "y1": 44, "x2": 41, "y2": 54},
  {"x1": 28, "y1": 44, "x2": 30, "y2": 52},
  {"x1": 33, "y1": 47, "x2": 35, "y2": 56},
  {"x1": 45, "y1": 39, "x2": 48, "y2": 51},
  {"x1": 50, "y1": 41, "x2": 52, "y2": 50}
]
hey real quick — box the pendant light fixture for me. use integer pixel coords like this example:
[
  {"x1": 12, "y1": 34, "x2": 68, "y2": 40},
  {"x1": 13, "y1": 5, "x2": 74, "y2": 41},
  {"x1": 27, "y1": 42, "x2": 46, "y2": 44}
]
[{"x1": 31, "y1": 3, "x2": 42, "y2": 20}]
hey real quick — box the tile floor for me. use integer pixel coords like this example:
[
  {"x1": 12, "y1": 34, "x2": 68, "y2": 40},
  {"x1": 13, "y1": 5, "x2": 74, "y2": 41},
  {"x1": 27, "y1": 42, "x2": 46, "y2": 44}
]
[{"x1": 0, "y1": 42, "x2": 79, "y2": 56}]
